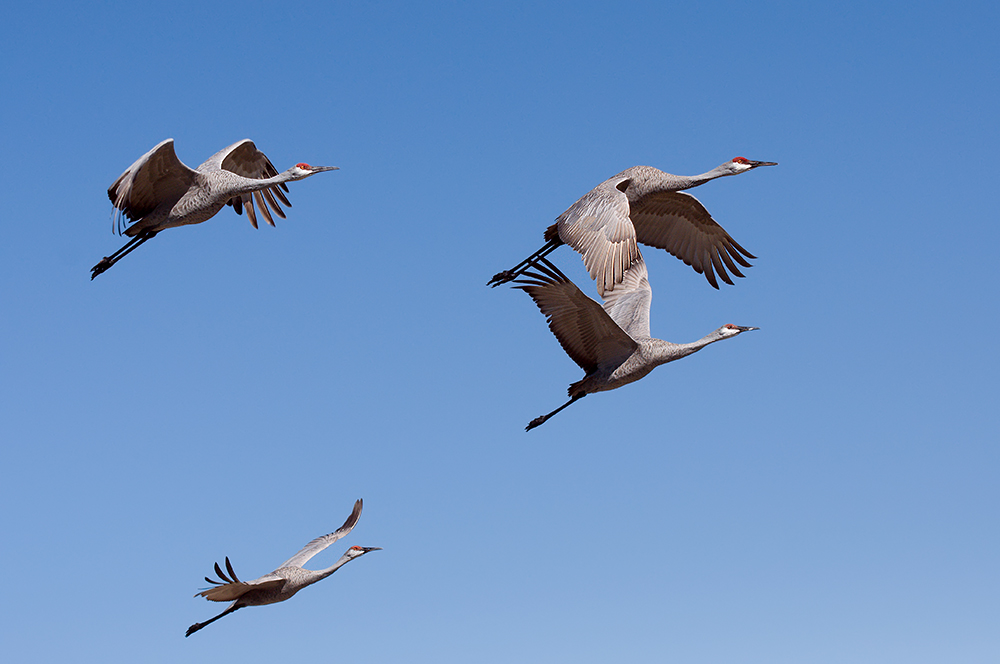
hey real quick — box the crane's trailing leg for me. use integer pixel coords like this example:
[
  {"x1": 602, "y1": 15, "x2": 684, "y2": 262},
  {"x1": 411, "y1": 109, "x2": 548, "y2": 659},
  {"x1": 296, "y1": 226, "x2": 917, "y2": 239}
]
[
  {"x1": 488, "y1": 236, "x2": 563, "y2": 287},
  {"x1": 91, "y1": 230, "x2": 157, "y2": 280},
  {"x1": 186, "y1": 604, "x2": 242, "y2": 637},
  {"x1": 526, "y1": 393, "x2": 585, "y2": 431}
]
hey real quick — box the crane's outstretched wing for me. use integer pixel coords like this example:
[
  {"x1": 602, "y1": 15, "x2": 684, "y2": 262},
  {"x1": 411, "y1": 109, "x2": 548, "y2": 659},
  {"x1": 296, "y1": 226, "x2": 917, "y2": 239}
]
[
  {"x1": 204, "y1": 139, "x2": 293, "y2": 229},
  {"x1": 600, "y1": 256, "x2": 653, "y2": 340},
  {"x1": 554, "y1": 178, "x2": 641, "y2": 298},
  {"x1": 627, "y1": 190, "x2": 754, "y2": 289},
  {"x1": 195, "y1": 557, "x2": 285, "y2": 602},
  {"x1": 277, "y1": 499, "x2": 364, "y2": 569},
  {"x1": 107, "y1": 138, "x2": 198, "y2": 235},
  {"x1": 515, "y1": 258, "x2": 637, "y2": 374}
]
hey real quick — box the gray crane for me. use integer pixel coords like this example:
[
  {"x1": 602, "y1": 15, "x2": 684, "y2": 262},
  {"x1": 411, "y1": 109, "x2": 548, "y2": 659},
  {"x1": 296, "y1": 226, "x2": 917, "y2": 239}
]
[
  {"x1": 186, "y1": 499, "x2": 380, "y2": 637},
  {"x1": 91, "y1": 138, "x2": 337, "y2": 279},
  {"x1": 489, "y1": 157, "x2": 777, "y2": 295},
  {"x1": 514, "y1": 256, "x2": 757, "y2": 431}
]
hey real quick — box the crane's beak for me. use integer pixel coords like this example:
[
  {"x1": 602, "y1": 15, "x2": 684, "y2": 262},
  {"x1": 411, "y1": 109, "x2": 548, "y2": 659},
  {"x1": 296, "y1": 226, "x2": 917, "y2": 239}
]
[
  {"x1": 735, "y1": 326, "x2": 760, "y2": 332},
  {"x1": 748, "y1": 160, "x2": 777, "y2": 169},
  {"x1": 360, "y1": 547, "x2": 383, "y2": 553},
  {"x1": 309, "y1": 166, "x2": 339, "y2": 173}
]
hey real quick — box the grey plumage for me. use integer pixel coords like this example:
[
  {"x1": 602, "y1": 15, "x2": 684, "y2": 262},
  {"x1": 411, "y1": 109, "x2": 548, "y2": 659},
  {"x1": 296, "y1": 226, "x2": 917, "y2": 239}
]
[
  {"x1": 490, "y1": 157, "x2": 777, "y2": 294},
  {"x1": 514, "y1": 257, "x2": 758, "y2": 431},
  {"x1": 185, "y1": 499, "x2": 380, "y2": 637},
  {"x1": 92, "y1": 138, "x2": 338, "y2": 279}
]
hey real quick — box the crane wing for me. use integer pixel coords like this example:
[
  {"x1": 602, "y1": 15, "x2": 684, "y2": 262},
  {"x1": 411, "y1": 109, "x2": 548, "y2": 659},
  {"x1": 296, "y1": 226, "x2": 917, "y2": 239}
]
[
  {"x1": 555, "y1": 179, "x2": 641, "y2": 298},
  {"x1": 195, "y1": 558, "x2": 285, "y2": 602},
  {"x1": 600, "y1": 256, "x2": 652, "y2": 340},
  {"x1": 107, "y1": 138, "x2": 198, "y2": 234},
  {"x1": 196, "y1": 576, "x2": 285, "y2": 602},
  {"x1": 277, "y1": 499, "x2": 363, "y2": 569},
  {"x1": 628, "y1": 190, "x2": 755, "y2": 289},
  {"x1": 203, "y1": 139, "x2": 292, "y2": 229},
  {"x1": 515, "y1": 258, "x2": 637, "y2": 374}
]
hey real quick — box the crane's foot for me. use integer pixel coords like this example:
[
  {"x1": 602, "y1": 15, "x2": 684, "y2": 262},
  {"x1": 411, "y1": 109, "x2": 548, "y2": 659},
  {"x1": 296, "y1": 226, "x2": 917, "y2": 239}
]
[
  {"x1": 525, "y1": 415, "x2": 548, "y2": 431},
  {"x1": 525, "y1": 393, "x2": 584, "y2": 431},
  {"x1": 91, "y1": 258, "x2": 112, "y2": 280},
  {"x1": 487, "y1": 269, "x2": 516, "y2": 288}
]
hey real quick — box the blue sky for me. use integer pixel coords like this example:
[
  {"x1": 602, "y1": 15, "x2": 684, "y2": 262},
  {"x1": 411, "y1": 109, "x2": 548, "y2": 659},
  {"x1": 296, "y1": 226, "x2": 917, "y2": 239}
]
[{"x1": 1, "y1": 1, "x2": 997, "y2": 662}]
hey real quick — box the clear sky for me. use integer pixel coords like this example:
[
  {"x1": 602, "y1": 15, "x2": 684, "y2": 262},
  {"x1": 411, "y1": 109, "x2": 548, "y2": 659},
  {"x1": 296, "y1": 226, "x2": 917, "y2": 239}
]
[{"x1": 1, "y1": 1, "x2": 997, "y2": 662}]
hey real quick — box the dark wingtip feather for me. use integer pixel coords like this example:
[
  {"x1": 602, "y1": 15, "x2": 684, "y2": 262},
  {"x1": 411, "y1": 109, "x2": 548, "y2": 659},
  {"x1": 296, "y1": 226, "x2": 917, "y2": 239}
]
[
  {"x1": 710, "y1": 248, "x2": 735, "y2": 286},
  {"x1": 338, "y1": 498, "x2": 363, "y2": 534},
  {"x1": 225, "y1": 556, "x2": 240, "y2": 583},
  {"x1": 213, "y1": 561, "x2": 232, "y2": 584},
  {"x1": 703, "y1": 256, "x2": 720, "y2": 289},
  {"x1": 727, "y1": 235, "x2": 756, "y2": 261}
]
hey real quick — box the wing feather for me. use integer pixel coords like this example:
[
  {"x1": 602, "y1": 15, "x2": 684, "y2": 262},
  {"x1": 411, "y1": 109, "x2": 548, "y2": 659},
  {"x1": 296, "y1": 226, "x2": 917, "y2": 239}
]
[
  {"x1": 107, "y1": 138, "x2": 198, "y2": 234},
  {"x1": 600, "y1": 257, "x2": 653, "y2": 340},
  {"x1": 196, "y1": 575, "x2": 285, "y2": 602},
  {"x1": 515, "y1": 258, "x2": 637, "y2": 373},
  {"x1": 555, "y1": 180, "x2": 641, "y2": 297},
  {"x1": 208, "y1": 139, "x2": 292, "y2": 228},
  {"x1": 628, "y1": 190, "x2": 755, "y2": 289},
  {"x1": 277, "y1": 499, "x2": 364, "y2": 569},
  {"x1": 195, "y1": 557, "x2": 283, "y2": 602}
]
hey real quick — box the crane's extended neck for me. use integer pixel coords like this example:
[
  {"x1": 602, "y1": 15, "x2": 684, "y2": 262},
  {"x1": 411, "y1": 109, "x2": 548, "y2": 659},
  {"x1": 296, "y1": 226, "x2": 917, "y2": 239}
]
[
  {"x1": 229, "y1": 165, "x2": 335, "y2": 195},
  {"x1": 619, "y1": 164, "x2": 734, "y2": 197},
  {"x1": 312, "y1": 547, "x2": 381, "y2": 581},
  {"x1": 314, "y1": 552, "x2": 356, "y2": 581},
  {"x1": 651, "y1": 325, "x2": 757, "y2": 364},
  {"x1": 230, "y1": 169, "x2": 301, "y2": 195},
  {"x1": 671, "y1": 164, "x2": 735, "y2": 191}
]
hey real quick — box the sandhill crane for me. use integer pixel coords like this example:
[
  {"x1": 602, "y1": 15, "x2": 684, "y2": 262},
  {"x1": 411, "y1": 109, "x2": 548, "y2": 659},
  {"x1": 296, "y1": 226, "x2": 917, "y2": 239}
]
[
  {"x1": 513, "y1": 256, "x2": 758, "y2": 431},
  {"x1": 91, "y1": 138, "x2": 337, "y2": 279},
  {"x1": 186, "y1": 499, "x2": 380, "y2": 637},
  {"x1": 489, "y1": 157, "x2": 777, "y2": 295}
]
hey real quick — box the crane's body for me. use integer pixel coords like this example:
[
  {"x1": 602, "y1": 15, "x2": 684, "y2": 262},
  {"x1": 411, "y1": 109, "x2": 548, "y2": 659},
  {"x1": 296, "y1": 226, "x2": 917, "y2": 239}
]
[
  {"x1": 490, "y1": 157, "x2": 776, "y2": 295},
  {"x1": 92, "y1": 138, "x2": 337, "y2": 279},
  {"x1": 514, "y1": 257, "x2": 757, "y2": 430},
  {"x1": 186, "y1": 499, "x2": 380, "y2": 637}
]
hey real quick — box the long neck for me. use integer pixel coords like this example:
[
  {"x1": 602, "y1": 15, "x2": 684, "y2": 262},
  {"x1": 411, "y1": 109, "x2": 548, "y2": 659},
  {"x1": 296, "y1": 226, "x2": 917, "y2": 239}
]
[
  {"x1": 620, "y1": 164, "x2": 732, "y2": 199},
  {"x1": 670, "y1": 164, "x2": 732, "y2": 191},
  {"x1": 313, "y1": 553, "x2": 355, "y2": 581},
  {"x1": 230, "y1": 169, "x2": 300, "y2": 195},
  {"x1": 650, "y1": 331, "x2": 726, "y2": 364}
]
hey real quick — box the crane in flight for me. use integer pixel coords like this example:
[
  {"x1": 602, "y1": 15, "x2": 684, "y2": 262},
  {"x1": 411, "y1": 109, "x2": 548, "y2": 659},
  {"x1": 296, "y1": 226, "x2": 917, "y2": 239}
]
[
  {"x1": 186, "y1": 499, "x2": 380, "y2": 637},
  {"x1": 489, "y1": 157, "x2": 776, "y2": 295},
  {"x1": 513, "y1": 256, "x2": 757, "y2": 431},
  {"x1": 91, "y1": 138, "x2": 337, "y2": 279}
]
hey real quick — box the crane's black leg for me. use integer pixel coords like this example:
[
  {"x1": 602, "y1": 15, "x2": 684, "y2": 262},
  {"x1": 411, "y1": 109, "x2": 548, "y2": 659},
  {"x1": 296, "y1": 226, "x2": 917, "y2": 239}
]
[
  {"x1": 488, "y1": 238, "x2": 563, "y2": 288},
  {"x1": 525, "y1": 393, "x2": 585, "y2": 431},
  {"x1": 186, "y1": 604, "x2": 241, "y2": 637},
  {"x1": 91, "y1": 231, "x2": 157, "y2": 280}
]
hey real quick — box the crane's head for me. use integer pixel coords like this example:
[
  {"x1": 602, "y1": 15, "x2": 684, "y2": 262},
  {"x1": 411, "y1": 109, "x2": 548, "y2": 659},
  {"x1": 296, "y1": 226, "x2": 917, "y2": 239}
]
[
  {"x1": 726, "y1": 157, "x2": 778, "y2": 174},
  {"x1": 718, "y1": 323, "x2": 760, "y2": 338},
  {"x1": 288, "y1": 163, "x2": 340, "y2": 179},
  {"x1": 344, "y1": 545, "x2": 383, "y2": 560}
]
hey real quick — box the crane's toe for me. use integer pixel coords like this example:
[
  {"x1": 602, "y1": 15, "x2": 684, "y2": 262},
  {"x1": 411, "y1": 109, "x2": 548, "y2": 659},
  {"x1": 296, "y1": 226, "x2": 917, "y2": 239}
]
[
  {"x1": 91, "y1": 258, "x2": 111, "y2": 280},
  {"x1": 525, "y1": 416, "x2": 546, "y2": 431},
  {"x1": 488, "y1": 270, "x2": 515, "y2": 287}
]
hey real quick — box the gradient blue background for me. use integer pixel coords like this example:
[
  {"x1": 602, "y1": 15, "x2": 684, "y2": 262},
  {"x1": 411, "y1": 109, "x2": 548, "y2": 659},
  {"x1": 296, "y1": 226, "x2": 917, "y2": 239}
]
[{"x1": 2, "y1": 2, "x2": 997, "y2": 662}]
